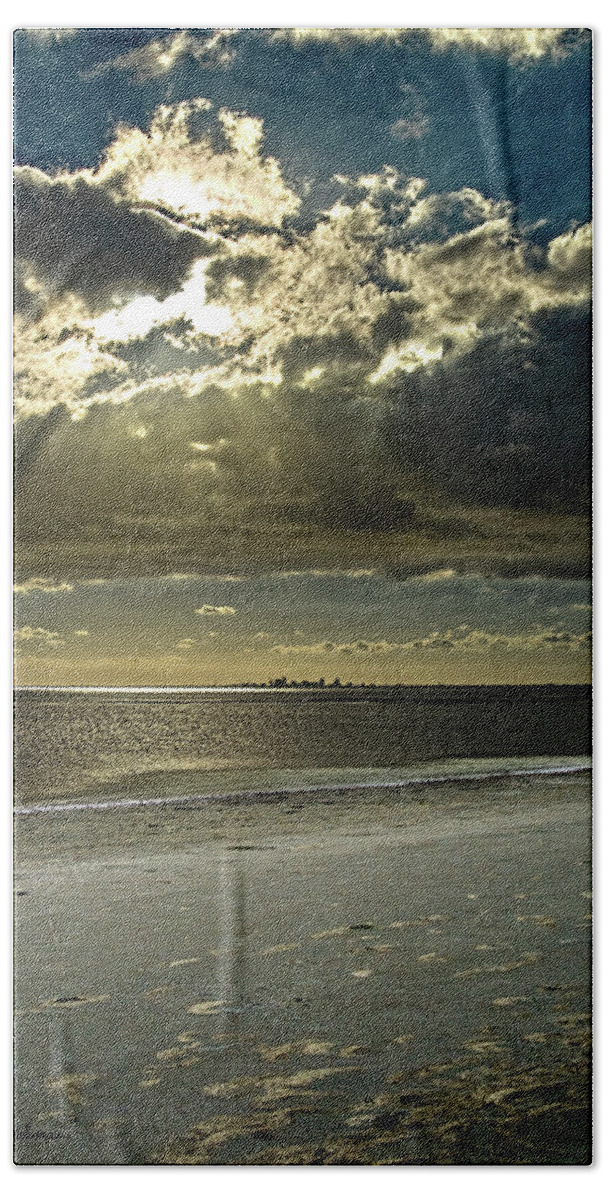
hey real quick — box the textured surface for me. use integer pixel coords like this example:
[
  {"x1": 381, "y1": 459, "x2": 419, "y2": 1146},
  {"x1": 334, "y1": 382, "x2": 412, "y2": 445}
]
[{"x1": 14, "y1": 773, "x2": 591, "y2": 1165}]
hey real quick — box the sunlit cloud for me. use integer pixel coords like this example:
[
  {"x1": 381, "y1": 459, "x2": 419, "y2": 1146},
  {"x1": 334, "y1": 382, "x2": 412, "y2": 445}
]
[
  {"x1": 195, "y1": 605, "x2": 236, "y2": 616},
  {"x1": 23, "y1": 29, "x2": 77, "y2": 44},
  {"x1": 14, "y1": 577, "x2": 74, "y2": 595},
  {"x1": 84, "y1": 29, "x2": 237, "y2": 80},
  {"x1": 14, "y1": 101, "x2": 590, "y2": 423},
  {"x1": 274, "y1": 569, "x2": 378, "y2": 579},
  {"x1": 272, "y1": 27, "x2": 585, "y2": 63},
  {"x1": 408, "y1": 569, "x2": 459, "y2": 585},
  {"x1": 94, "y1": 99, "x2": 300, "y2": 229},
  {"x1": 91, "y1": 260, "x2": 233, "y2": 343},
  {"x1": 425, "y1": 27, "x2": 582, "y2": 62},
  {"x1": 270, "y1": 626, "x2": 591, "y2": 656},
  {"x1": 14, "y1": 625, "x2": 65, "y2": 648},
  {"x1": 175, "y1": 637, "x2": 196, "y2": 651}
]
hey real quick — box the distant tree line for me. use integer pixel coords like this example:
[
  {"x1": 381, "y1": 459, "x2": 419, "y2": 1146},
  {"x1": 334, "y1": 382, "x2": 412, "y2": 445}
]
[{"x1": 238, "y1": 678, "x2": 379, "y2": 689}]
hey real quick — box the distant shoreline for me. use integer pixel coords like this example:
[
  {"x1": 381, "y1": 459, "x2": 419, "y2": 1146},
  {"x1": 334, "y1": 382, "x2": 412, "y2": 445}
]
[{"x1": 14, "y1": 683, "x2": 591, "y2": 696}]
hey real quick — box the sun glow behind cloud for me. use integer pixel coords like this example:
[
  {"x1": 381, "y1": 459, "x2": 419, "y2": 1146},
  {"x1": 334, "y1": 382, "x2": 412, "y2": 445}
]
[
  {"x1": 14, "y1": 100, "x2": 591, "y2": 423},
  {"x1": 91, "y1": 260, "x2": 233, "y2": 342}
]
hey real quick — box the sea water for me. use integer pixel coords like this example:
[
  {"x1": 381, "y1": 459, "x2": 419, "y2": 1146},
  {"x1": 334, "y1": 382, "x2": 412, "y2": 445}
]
[{"x1": 14, "y1": 684, "x2": 591, "y2": 809}]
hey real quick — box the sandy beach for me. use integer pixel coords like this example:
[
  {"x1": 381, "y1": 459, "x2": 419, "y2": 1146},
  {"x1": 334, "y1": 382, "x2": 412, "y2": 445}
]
[{"x1": 14, "y1": 770, "x2": 591, "y2": 1165}]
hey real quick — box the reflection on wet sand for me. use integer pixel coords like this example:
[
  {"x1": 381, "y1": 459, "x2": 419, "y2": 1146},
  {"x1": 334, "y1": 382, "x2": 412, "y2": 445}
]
[{"x1": 14, "y1": 772, "x2": 591, "y2": 1165}]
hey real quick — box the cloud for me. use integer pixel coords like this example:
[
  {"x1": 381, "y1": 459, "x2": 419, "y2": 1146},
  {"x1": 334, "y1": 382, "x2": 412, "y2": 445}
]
[
  {"x1": 14, "y1": 294, "x2": 135, "y2": 418},
  {"x1": 391, "y1": 116, "x2": 429, "y2": 141},
  {"x1": 165, "y1": 571, "x2": 244, "y2": 583},
  {"x1": 270, "y1": 626, "x2": 591, "y2": 656},
  {"x1": 21, "y1": 29, "x2": 76, "y2": 44},
  {"x1": 175, "y1": 637, "x2": 196, "y2": 650},
  {"x1": 401, "y1": 625, "x2": 591, "y2": 652},
  {"x1": 213, "y1": 176, "x2": 589, "y2": 391},
  {"x1": 274, "y1": 569, "x2": 377, "y2": 579},
  {"x1": 407, "y1": 569, "x2": 459, "y2": 585},
  {"x1": 273, "y1": 29, "x2": 406, "y2": 47},
  {"x1": 195, "y1": 605, "x2": 236, "y2": 616},
  {"x1": 90, "y1": 260, "x2": 233, "y2": 344},
  {"x1": 13, "y1": 99, "x2": 590, "y2": 581},
  {"x1": 375, "y1": 209, "x2": 590, "y2": 380},
  {"x1": 425, "y1": 27, "x2": 585, "y2": 62},
  {"x1": 14, "y1": 625, "x2": 65, "y2": 648},
  {"x1": 391, "y1": 84, "x2": 429, "y2": 142},
  {"x1": 14, "y1": 166, "x2": 208, "y2": 317},
  {"x1": 14, "y1": 96, "x2": 300, "y2": 337},
  {"x1": 546, "y1": 222, "x2": 592, "y2": 285},
  {"x1": 13, "y1": 577, "x2": 74, "y2": 594},
  {"x1": 14, "y1": 624, "x2": 94, "y2": 650},
  {"x1": 14, "y1": 102, "x2": 590, "y2": 420},
  {"x1": 85, "y1": 30, "x2": 236, "y2": 81},
  {"x1": 272, "y1": 28, "x2": 586, "y2": 63},
  {"x1": 92, "y1": 98, "x2": 300, "y2": 231},
  {"x1": 13, "y1": 98, "x2": 301, "y2": 418}
]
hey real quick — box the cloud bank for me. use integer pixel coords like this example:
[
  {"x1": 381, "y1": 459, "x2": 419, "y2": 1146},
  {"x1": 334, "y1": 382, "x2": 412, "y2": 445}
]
[{"x1": 14, "y1": 91, "x2": 590, "y2": 583}]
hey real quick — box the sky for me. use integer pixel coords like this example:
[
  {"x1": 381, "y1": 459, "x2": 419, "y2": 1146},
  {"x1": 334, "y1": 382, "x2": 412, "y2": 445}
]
[{"x1": 13, "y1": 26, "x2": 592, "y2": 686}]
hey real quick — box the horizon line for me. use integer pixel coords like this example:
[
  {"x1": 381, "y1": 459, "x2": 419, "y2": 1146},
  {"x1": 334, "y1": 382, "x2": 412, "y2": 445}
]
[{"x1": 13, "y1": 682, "x2": 591, "y2": 693}]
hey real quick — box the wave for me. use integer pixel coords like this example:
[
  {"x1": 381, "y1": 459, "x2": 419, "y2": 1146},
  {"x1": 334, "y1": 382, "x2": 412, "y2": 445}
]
[{"x1": 14, "y1": 756, "x2": 591, "y2": 815}]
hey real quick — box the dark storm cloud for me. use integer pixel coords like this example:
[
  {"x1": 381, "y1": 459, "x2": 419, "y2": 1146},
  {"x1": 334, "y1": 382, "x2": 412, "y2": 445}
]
[
  {"x1": 13, "y1": 385, "x2": 590, "y2": 584},
  {"x1": 389, "y1": 306, "x2": 591, "y2": 515},
  {"x1": 14, "y1": 167, "x2": 208, "y2": 316}
]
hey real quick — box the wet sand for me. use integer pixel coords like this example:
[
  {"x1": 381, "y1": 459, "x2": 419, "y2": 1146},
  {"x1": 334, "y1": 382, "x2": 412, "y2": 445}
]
[{"x1": 14, "y1": 772, "x2": 592, "y2": 1165}]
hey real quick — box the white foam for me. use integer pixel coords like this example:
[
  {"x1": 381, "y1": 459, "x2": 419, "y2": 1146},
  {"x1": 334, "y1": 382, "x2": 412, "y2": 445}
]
[{"x1": 14, "y1": 758, "x2": 591, "y2": 816}]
